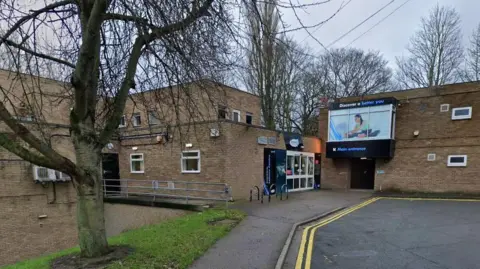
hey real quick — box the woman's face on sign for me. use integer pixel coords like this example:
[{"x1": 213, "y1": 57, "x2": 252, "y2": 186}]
[{"x1": 355, "y1": 116, "x2": 361, "y2": 123}]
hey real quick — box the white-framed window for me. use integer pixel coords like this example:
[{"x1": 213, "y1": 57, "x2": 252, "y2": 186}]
[
  {"x1": 148, "y1": 111, "x2": 160, "y2": 125},
  {"x1": 440, "y1": 104, "x2": 450, "y2": 112},
  {"x1": 130, "y1": 153, "x2": 145, "y2": 173},
  {"x1": 246, "y1": 112, "x2": 253, "y2": 124},
  {"x1": 181, "y1": 150, "x2": 200, "y2": 173},
  {"x1": 119, "y1": 115, "x2": 126, "y2": 128},
  {"x1": 447, "y1": 155, "x2": 467, "y2": 167},
  {"x1": 132, "y1": 113, "x2": 142, "y2": 127},
  {"x1": 232, "y1": 109, "x2": 241, "y2": 122},
  {"x1": 451, "y1": 107, "x2": 472, "y2": 120},
  {"x1": 427, "y1": 153, "x2": 436, "y2": 161}
]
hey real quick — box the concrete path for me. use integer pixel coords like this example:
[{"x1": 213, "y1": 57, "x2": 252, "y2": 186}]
[{"x1": 189, "y1": 190, "x2": 372, "y2": 269}]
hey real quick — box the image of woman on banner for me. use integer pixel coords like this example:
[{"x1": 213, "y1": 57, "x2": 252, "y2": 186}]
[{"x1": 345, "y1": 114, "x2": 369, "y2": 138}]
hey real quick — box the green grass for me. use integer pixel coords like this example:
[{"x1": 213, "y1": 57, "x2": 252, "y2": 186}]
[{"x1": 3, "y1": 209, "x2": 245, "y2": 269}]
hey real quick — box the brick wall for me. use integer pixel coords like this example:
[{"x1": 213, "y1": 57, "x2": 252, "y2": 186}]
[{"x1": 320, "y1": 82, "x2": 480, "y2": 194}]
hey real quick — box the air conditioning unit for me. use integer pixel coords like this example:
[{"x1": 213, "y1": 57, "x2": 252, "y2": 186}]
[
  {"x1": 210, "y1": 128, "x2": 220, "y2": 137},
  {"x1": 33, "y1": 166, "x2": 71, "y2": 183}
]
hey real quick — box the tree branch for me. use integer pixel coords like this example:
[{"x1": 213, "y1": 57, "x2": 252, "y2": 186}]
[
  {"x1": 3, "y1": 39, "x2": 76, "y2": 68},
  {"x1": 0, "y1": 0, "x2": 75, "y2": 47},
  {"x1": 0, "y1": 99, "x2": 76, "y2": 173},
  {"x1": 0, "y1": 133, "x2": 58, "y2": 169}
]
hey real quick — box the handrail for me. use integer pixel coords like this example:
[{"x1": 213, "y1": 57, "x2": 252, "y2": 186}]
[{"x1": 250, "y1": 185, "x2": 260, "y2": 202}]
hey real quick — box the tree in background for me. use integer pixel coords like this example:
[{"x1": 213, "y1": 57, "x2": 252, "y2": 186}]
[
  {"x1": 320, "y1": 48, "x2": 392, "y2": 98},
  {"x1": 461, "y1": 23, "x2": 480, "y2": 82},
  {"x1": 396, "y1": 4, "x2": 463, "y2": 88},
  {"x1": 0, "y1": 0, "x2": 233, "y2": 258}
]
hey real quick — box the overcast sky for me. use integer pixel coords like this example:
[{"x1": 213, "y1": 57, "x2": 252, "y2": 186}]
[{"x1": 281, "y1": 0, "x2": 480, "y2": 67}]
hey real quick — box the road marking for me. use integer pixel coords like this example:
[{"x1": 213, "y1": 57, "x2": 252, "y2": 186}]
[
  {"x1": 380, "y1": 197, "x2": 480, "y2": 202},
  {"x1": 295, "y1": 197, "x2": 380, "y2": 269},
  {"x1": 295, "y1": 196, "x2": 480, "y2": 269}
]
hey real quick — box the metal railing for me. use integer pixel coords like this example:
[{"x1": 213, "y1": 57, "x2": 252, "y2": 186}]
[{"x1": 102, "y1": 179, "x2": 232, "y2": 205}]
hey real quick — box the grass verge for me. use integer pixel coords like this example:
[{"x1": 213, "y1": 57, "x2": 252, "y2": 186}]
[{"x1": 4, "y1": 209, "x2": 245, "y2": 269}]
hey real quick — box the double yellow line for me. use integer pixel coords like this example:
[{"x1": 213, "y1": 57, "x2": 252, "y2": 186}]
[{"x1": 295, "y1": 197, "x2": 381, "y2": 269}]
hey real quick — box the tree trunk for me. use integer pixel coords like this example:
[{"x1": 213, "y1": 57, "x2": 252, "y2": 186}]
[{"x1": 74, "y1": 141, "x2": 109, "y2": 257}]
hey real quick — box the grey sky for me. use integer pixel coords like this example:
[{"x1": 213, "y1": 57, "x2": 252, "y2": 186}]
[{"x1": 282, "y1": 0, "x2": 480, "y2": 67}]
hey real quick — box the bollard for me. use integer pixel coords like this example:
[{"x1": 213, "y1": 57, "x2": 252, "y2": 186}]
[
  {"x1": 250, "y1": 189, "x2": 252, "y2": 202},
  {"x1": 261, "y1": 191, "x2": 264, "y2": 204}
]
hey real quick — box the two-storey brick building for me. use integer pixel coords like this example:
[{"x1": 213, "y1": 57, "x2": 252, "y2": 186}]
[{"x1": 319, "y1": 82, "x2": 480, "y2": 194}]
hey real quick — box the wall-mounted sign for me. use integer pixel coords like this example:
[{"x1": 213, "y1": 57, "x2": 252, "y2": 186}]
[
  {"x1": 329, "y1": 97, "x2": 397, "y2": 110},
  {"x1": 289, "y1": 139, "x2": 300, "y2": 148},
  {"x1": 257, "y1": 136, "x2": 268, "y2": 145},
  {"x1": 326, "y1": 139, "x2": 395, "y2": 159}
]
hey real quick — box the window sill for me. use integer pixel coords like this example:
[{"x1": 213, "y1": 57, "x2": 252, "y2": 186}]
[
  {"x1": 181, "y1": 171, "x2": 200, "y2": 174},
  {"x1": 130, "y1": 171, "x2": 145, "y2": 174}
]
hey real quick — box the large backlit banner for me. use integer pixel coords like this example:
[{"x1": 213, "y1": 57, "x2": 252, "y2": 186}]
[{"x1": 328, "y1": 103, "x2": 394, "y2": 142}]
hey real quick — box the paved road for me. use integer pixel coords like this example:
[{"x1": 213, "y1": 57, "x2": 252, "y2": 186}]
[
  {"x1": 305, "y1": 198, "x2": 480, "y2": 269},
  {"x1": 189, "y1": 190, "x2": 371, "y2": 269}
]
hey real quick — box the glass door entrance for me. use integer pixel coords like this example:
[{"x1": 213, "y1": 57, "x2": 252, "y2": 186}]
[{"x1": 286, "y1": 151, "x2": 315, "y2": 192}]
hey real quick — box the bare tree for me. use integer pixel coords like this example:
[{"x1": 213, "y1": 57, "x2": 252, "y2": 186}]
[
  {"x1": 461, "y1": 23, "x2": 480, "y2": 82},
  {"x1": 396, "y1": 4, "x2": 463, "y2": 88},
  {"x1": 0, "y1": 0, "x2": 234, "y2": 258},
  {"x1": 321, "y1": 48, "x2": 393, "y2": 98}
]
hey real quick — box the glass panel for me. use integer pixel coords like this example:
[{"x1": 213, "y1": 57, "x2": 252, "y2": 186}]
[
  {"x1": 131, "y1": 154, "x2": 143, "y2": 160},
  {"x1": 307, "y1": 178, "x2": 314, "y2": 188},
  {"x1": 455, "y1": 109, "x2": 470, "y2": 116},
  {"x1": 184, "y1": 159, "x2": 199, "y2": 171},
  {"x1": 293, "y1": 155, "x2": 300, "y2": 175},
  {"x1": 287, "y1": 179, "x2": 293, "y2": 190},
  {"x1": 300, "y1": 156, "x2": 307, "y2": 175},
  {"x1": 182, "y1": 152, "x2": 199, "y2": 157},
  {"x1": 300, "y1": 178, "x2": 306, "y2": 188},
  {"x1": 132, "y1": 160, "x2": 144, "y2": 171},
  {"x1": 450, "y1": 157, "x2": 465, "y2": 163},
  {"x1": 308, "y1": 157, "x2": 314, "y2": 176},
  {"x1": 286, "y1": 156, "x2": 294, "y2": 176},
  {"x1": 233, "y1": 112, "x2": 240, "y2": 122},
  {"x1": 293, "y1": 178, "x2": 299, "y2": 189}
]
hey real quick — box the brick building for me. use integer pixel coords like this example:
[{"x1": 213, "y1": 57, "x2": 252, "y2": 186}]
[
  {"x1": 319, "y1": 82, "x2": 480, "y2": 194},
  {"x1": 0, "y1": 70, "x2": 321, "y2": 265}
]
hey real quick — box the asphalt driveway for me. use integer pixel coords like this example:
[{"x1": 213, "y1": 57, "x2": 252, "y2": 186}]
[{"x1": 302, "y1": 198, "x2": 480, "y2": 269}]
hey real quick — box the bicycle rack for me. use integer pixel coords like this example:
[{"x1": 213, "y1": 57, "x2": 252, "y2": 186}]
[
  {"x1": 268, "y1": 184, "x2": 276, "y2": 203},
  {"x1": 280, "y1": 184, "x2": 289, "y2": 200},
  {"x1": 250, "y1": 185, "x2": 260, "y2": 202}
]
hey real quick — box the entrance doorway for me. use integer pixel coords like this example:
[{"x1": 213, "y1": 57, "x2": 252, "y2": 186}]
[
  {"x1": 350, "y1": 159, "x2": 375, "y2": 189},
  {"x1": 102, "y1": 153, "x2": 120, "y2": 195}
]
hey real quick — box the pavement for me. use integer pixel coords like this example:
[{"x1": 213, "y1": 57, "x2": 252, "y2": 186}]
[
  {"x1": 292, "y1": 197, "x2": 480, "y2": 269},
  {"x1": 189, "y1": 190, "x2": 371, "y2": 269}
]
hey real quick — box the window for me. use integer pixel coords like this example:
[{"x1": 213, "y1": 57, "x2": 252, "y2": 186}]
[
  {"x1": 447, "y1": 155, "x2": 467, "y2": 167},
  {"x1": 246, "y1": 112, "x2": 253, "y2": 124},
  {"x1": 119, "y1": 115, "x2": 126, "y2": 128},
  {"x1": 451, "y1": 107, "x2": 472, "y2": 120},
  {"x1": 181, "y1": 150, "x2": 200, "y2": 173},
  {"x1": 148, "y1": 111, "x2": 160, "y2": 125},
  {"x1": 232, "y1": 109, "x2": 241, "y2": 122},
  {"x1": 130, "y1": 153, "x2": 144, "y2": 173},
  {"x1": 427, "y1": 153, "x2": 436, "y2": 161},
  {"x1": 218, "y1": 105, "x2": 227, "y2": 119},
  {"x1": 440, "y1": 104, "x2": 450, "y2": 112},
  {"x1": 132, "y1": 113, "x2": 141, "y2": 127}
]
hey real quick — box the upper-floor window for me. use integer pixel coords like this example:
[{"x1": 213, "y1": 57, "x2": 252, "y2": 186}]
[
  {"x1": 246, "y1": 112, "x2": 253, "y2": 124},
  {"x1": 132, "y1": 113, "x2": 142, "y2": 127},
  {"x1": 232, "y1": 109, "x2": 241, "y2": 122},
  {"x1": 119, "y1": 115, "x2": 126, "y2": 128},
  {"x1": 451, "y1": 107, "x2": 472, "y2": 120},
  {"x1": 218, "y1": 105, "x2": 227, "y2": 119},
  {"x1": 148, "y1": 111, "x2": 160, "y2": 125}
]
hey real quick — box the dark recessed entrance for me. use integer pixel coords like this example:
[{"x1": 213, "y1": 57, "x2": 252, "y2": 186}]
[{"x1": 350, "y1": 158, "x2": 375, "y2": 189}]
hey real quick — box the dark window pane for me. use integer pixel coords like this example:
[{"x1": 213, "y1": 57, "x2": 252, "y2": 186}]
[
  {"x1": 182, "y1": 152, "x2": 199, "y2": 157},
  {"x1": 218, "y1": 106, "x2": 227, "y2": 119},
  {"x1": 185, "y1": 159, "x2": 199, "y2": 171},
  {"x1": 450, "y1": 157, "x2": 465, "y2": 163},
  {"x1": 246, "y1": 114, "x2": 253, "y2": 124},
  {"x1": 454, "y1": 109, "x2": 470, "y2": 116}
]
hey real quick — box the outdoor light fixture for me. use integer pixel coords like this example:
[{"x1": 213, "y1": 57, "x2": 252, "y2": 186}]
[
  {"x1": 361, "y1": 157, "x2": 367, "y2": 160},
  {"x1": 132, "y1": 147, "x2": 138, "y2": 151},
  {"x1": 413, "y1": 130, "x2": 420, "y2": 137},
  {"x1": 185, "y1": 143, "x2": 193, "y2": 148}
]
